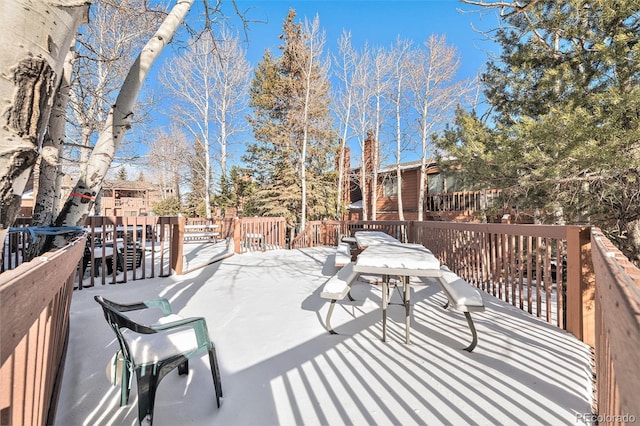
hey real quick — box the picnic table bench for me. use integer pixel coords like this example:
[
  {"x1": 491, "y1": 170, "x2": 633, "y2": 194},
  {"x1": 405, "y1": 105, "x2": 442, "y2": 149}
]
[
  {"x1": 244, "y1": 233, "x2": 265, "y2": 251},
  {"x1": 334, "y1": 242, "x2": 352, "y2": 267},
  {"x1": 320, "y1": 262, "x2": 359, "y2": 334},
  {"x1": 435, "y1": 265, "x2": 485, "y2": 352},
  {"x1": 184, "y1": 224, "x2": 219, "y2": 243}
]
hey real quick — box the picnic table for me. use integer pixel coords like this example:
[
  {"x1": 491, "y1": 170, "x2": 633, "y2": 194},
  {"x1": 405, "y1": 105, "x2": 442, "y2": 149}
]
[
  {"x1": 353, "y1": 231, "x2": 441, "y2": 344},
  {"x1": 352, "y1": 230, "x2": 399, "y2": 247},
  {"x1": 349, "y1": 230, "x2": 484, "y2": 350}
]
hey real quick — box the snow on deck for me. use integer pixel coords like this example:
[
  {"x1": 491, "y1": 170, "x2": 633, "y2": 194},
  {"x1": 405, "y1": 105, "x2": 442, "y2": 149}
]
[{"x1": 56, "y1": 247, "x2": 593, "y2": 426}]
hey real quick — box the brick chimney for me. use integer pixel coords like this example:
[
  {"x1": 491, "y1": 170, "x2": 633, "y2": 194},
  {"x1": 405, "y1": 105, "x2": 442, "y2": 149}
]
[
  {"x1": 335, "y1": 144, "x2": 352, "y2": 207},
  {"x1": 363, "y1": 131, "x2": 379, "y2": 216},
  {"x1": 363, "y1": 131, "x2": 375, "y2": 178}
]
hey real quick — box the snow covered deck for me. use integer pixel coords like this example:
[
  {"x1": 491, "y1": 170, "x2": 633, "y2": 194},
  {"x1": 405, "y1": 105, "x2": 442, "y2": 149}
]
[{"x1": 56, "y1": 246, "x2": 594, "y2": 425}]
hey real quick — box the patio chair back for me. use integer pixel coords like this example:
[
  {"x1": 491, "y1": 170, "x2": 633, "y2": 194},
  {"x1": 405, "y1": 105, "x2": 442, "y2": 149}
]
[
  {"x1": 116, "y1": 247, "x2": 143, "y2": 272},
  {"x1": 95, "y1": 297, "x2": 155, "y2": 367}
]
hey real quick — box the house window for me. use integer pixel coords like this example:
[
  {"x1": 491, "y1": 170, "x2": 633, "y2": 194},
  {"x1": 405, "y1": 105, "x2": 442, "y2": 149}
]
[
  {"x1": 428, "y1": 173, "x2": 443, "y2": 194},
  {"x1": 383, "y1": 175, "x2": 397, "y2": 197}
]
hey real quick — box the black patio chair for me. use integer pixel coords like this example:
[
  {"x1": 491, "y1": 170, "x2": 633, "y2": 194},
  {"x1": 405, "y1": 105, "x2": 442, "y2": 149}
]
[
  {"x1": 116, "y1": 246, "x2": 143, "y2": 272},
  {"x1": 94, "y1": 296, "x2": 223, "y2": 425},
  {"x1": 81, "y1": 239, "x2": 114, "y2": 278}
]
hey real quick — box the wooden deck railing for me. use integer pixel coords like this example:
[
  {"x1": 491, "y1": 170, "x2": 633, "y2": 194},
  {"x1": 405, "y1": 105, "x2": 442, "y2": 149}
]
[
  {"x1": 3, "y1": 217, "x2": 637, "y2": 421},
  {"x1": 591, "y1": 228, "x2": 640, "y2": 421},
  {"x1": 293, "y1": 219, "x2": 595, "y2": 344},
  {"x1": 83, "y1": 216, "x2": 181, "y2": 287},
  {"x1": 4, "y1": 215, "x2": 287, "y2": 285},
  {"x1": 425, "y1": 189, "x2": 503, "y2": 212},
  {"x1": 1, "y1": 217, "x2": 33, "y2": 273},
  {"x1": 232, "y1": 217, "x2": 286, "y2": 254},
  {"x1": 4, "y1": 216, "x2": 182, "y2": 284},
  {"x1": 290, "y1": 220, "x2": 410, "y2": 249},
  {"x1": 0, "y1": 235, "x2": 85, "y2": 425},
  {"x1": 412, "y1": 221, "x2": 594, "y2": 344},
  {"x1": 185, "y1": 217, "x2": 235, "y2": 241}
]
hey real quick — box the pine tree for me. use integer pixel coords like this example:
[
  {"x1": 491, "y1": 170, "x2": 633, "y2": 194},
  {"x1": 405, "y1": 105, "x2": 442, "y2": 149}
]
[
  {"x1": 184, "y1": 136, "x2": 209, "y2": 217},
  {"x1": 117, "y1": 166, "x2": 128, "y2": 181},
  {"x1": 439, "y1": 0, "x2": 640, "y2": 260},
  {"x1": 245, "y1": 9, "x2": 337, "y2": 230}
]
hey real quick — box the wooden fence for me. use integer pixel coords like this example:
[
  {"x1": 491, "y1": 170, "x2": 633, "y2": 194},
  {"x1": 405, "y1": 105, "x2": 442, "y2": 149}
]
[{"x1": 0, "y1": 236, "x2": 85, "y2": 425}]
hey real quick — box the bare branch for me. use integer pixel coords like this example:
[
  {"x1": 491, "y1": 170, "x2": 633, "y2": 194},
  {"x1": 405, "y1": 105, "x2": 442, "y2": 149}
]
[{"x1": 460, "y1": 0, "x2": 543, "y2": 17}]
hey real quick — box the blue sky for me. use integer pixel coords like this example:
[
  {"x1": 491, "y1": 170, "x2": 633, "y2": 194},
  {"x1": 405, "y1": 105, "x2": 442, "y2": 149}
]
[
  {"x1": 135, "y1": 0, "x2": 501, "y2": 178},
  {"x1": 233, "y1": 0, "x2": 499, "y2": 79}
]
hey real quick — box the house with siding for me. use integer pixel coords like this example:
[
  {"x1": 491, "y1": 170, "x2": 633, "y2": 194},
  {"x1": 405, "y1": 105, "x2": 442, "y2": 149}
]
[
  {"x1": 344, "y1": 136, "x2": 509, "y2": 223},
  {"x1": 99, "y1": 180, "x2": 171, "y2": 216}
]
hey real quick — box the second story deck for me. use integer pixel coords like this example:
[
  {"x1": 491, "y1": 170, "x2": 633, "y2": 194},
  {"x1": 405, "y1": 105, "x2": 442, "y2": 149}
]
[{"x1": 54, "y1": 247, "x2": 594, "y2": 425}]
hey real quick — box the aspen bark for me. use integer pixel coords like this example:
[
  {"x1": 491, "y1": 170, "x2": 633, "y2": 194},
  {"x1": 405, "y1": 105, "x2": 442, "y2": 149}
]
[{"x1": 0, "y1": 0, "x2": 88, "y2": 250}]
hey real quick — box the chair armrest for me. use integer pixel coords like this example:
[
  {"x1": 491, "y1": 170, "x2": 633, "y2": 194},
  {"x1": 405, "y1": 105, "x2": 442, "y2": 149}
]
[
  {"x1": 151, "y1": 316, "x2": 212, "y2": 348},
  {"x1": 143, "y1": 299, "x2": 172, "y2": 315}
]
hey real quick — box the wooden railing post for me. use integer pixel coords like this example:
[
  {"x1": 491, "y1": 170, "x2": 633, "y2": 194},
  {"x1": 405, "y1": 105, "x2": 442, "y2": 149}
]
[
  {"x1": 171, "y1": 216, "x2": 185, "y2": 275},
  {"x1": 407, "y1": 220, "x2": 415, "y2": 243},
  {"x1": 233, "y1": 217, "x2": 241, "y2": 253},
  {"x1": 565, "y1": 226, "x2": 595, "y2": 346},
  {"x1": 320, "y1": 221, "x2": 328, "y2": 245}
]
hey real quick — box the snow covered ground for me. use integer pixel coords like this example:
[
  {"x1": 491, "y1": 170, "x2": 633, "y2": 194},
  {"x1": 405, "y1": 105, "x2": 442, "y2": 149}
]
[{"x1": 56, "y1": 246, "x2": 594, "y2": 426}]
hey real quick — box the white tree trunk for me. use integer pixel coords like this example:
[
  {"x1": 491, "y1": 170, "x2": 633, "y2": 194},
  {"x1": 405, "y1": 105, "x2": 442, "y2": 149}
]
[
  {"x1": 0, "y1": 0, "x2": 88, "y2": 249},
  {"x1": 334, "y1": 31, "x2": 356, "y2": 219},
  {"x1": 33, "y1": 44, "x2": 76, "y2": 226},
  {"x1": 56, "y1": 0, "x2": 194, "y2": 234},
  {"x1": 395, "y1": 81, "x2": 405, "y2": 222}
]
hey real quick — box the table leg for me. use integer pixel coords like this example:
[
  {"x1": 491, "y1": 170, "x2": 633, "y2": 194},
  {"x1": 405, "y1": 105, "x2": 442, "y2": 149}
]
[
  {"x1": 404, "y1": 276, "x2": 411, "y2": 344},
  {"x1": 381, "y1": 274, "x2": 388, "y2": 342}
]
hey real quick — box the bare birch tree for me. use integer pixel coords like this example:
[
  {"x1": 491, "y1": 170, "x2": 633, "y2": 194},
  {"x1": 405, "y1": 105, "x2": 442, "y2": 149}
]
[
  {"x1": 388, "y1": 38, "x2": 413, "y2": 221},
  {"x1": 146, "y1": 125, "x2": 190, "y2": 202},
  {"x1": 210, "y1": 26, "x2": 251, "y2": 179},
  {"x1": 161, "y1": 27, "x2": 249, "y2": 218},
  {"x1": 350, "y1": 45, "x2": 373, "y2": 220},
  {"x1": 297, "y1": 15, "x2": 330, "y2": 230},
  {"x1": 161, "y1": 32, "x2": 215, "y2": 218},
  {"x1": 333, "y1": 30, "x2": 357, "y2": 219},
  {"x1": 0, "y1": 0, "x2": 88, "y2": 249},
  {"x1": 369, "y1": 46, "x2": 393, "y2": 220},
  {"x1": 32, "y1": 47, "x2": 76, "y2": 227},
  {"x1": 409, "y1": 35, "x2": 471, "y2": 220},
  {"x1": 31, "y1": 1, "x2": 164, "y2": 231},
  {"x1": 68, "y1": 0, "x2": 164, "y2": 166}
]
